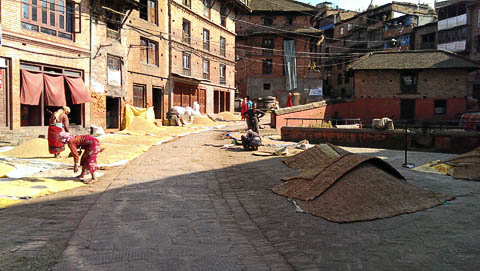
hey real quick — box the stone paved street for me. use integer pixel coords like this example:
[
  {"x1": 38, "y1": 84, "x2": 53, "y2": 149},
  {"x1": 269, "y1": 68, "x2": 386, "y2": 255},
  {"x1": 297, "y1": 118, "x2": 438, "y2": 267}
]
[{"x1": 1, "y1": 127, "x2": 480, "y2": 270}]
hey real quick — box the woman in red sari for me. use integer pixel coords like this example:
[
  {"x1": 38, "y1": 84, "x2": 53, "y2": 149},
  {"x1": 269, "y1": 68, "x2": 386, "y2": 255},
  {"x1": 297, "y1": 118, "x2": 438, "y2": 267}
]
[
  {"x1": 241, "y1": 97, "x2": 248, "y2": 120},
  {"x1": 48, "y1": 106, "x2": 70, "y2": 158},
  {"x1": 58, "y1": 132, "x2": 104, "y2": 184}
]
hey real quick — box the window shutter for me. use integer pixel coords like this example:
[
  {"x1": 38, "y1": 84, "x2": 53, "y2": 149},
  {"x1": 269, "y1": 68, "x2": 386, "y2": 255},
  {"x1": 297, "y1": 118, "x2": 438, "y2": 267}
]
[{"x1": 74, "y1": 2, "x2": 81, "y2": 33}]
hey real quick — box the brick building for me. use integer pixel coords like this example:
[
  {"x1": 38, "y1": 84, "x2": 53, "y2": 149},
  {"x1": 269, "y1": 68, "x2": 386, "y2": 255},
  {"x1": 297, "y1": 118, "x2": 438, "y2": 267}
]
[
  {"x1": 168, "y1": 0, "x2": 250, "y2": 114},
  {"x1": 347, "y1": 50, "x2": 479, "y2": 121},
  {"x1": 435, "y1": 0, "x2": 480, "y2": 110},
  {"x1": 89, "y1": 0, "x2": 169, "y2": 130},
  {"x1": 318, "y1": 2, "x2": 435, "y2": 98},
  {"x1": 0, "y1": 0, "x2": 92, "y2": 140},
  {"x1": 235, "y1": 0, "x2": 324, "y2": 107}
]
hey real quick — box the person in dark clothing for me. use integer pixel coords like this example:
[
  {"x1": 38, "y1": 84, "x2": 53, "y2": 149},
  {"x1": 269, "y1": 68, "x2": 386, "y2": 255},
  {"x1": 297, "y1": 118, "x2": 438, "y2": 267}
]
[
  {"x1": 242, "y1": 103, "x2": 265, "y2": 133},
  {"x1": 241, "y1": 129, "x2": 262, "y2": 151}
]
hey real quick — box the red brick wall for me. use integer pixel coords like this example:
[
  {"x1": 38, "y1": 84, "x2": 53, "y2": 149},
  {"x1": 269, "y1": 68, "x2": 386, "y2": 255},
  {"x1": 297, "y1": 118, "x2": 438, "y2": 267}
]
[
  {"x1": 273, "y1": 97, "x2": 467, "y2": 131},
  {"x1": 281, "y1": 126, "x2": 480, "y2": 154}
]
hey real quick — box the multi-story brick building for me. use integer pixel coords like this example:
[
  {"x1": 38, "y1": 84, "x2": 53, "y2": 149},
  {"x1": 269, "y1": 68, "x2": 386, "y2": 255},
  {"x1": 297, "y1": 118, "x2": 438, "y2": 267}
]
[
  {"x1": 168, "y1": 0, "x2": 249, "y2": 114},
  {"x1": 318, "y1": 2, "x2": 435, "y2": 98},
  {"x1": 435, "y1": 0, "x2": 480, "y2": 110},
  {"x1": 347, "y1": 50, "x2": 479, "y2": 121},
  {"x1": 0, "y1": 0, "x2": 92, "y2": 139},
  {"x1": 89, "y1": 0, "x2": 169, "y2": 130},
  {"x1": 235, "y1": 0, "x2": 324, "y2": 106}
]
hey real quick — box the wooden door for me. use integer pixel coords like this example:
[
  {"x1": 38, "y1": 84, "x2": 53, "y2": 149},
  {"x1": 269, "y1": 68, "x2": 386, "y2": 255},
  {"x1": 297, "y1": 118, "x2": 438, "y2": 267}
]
[
  {"x1": 214, "y1": 90, "x2": 220, "y2": 113},
  {"x1": 400, "y1": 99, "x2": 416, "y2": 121},
  {"x1": 198, "y1": 89, "x2": 206, "y2": 113},
  {"x1": 220, "y1": 91, "x2": 225, "y2": 112},
  {"x1": 152, "y1": 87, "x2": 163, "y2": 119},
  {"x1": 226, "y1": 91, "x2": 231, "y2": 112},
  {"x1": 0, "y1": 69, "x2": 8, "y2": 127}
]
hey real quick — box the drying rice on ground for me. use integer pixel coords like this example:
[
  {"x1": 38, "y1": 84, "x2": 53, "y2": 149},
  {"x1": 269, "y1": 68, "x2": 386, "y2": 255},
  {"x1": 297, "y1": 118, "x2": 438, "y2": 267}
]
[
  {"x1": 414, "y1": 147, "x2": 480, "y2": 181},
  {"x1": 193, "y1": 115, "x2": 216, "y2": 125},
  {"x1": 0, "y1": 138, "x2": 69, "y2": 159},
  {"x1": 0, "y1": 163, "x2": 15, "y2": 177},
  {"x1": 217, "y1": 112, "x2": 241, "y2": 121},
  {"x1": 272, "y1": 144, "x2": 454, "y2": 222},
  {"x1": 125, "y1": 116, "x2": 159, "y2": 131}
]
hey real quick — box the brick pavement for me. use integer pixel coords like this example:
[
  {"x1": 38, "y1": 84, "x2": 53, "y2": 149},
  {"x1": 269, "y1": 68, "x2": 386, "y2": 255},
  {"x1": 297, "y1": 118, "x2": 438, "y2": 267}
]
[{"x1": 1, "y1": 128, "x2": 480, "y2": 270}]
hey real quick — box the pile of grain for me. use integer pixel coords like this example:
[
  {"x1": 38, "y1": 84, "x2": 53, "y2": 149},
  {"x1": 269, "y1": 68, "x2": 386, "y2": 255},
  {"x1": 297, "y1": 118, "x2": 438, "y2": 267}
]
[
  {"x1": 0, "y1": 138, "x2": 66, "y2": 158},
  {"x1": 217, "y1": 112, "x2": 241, "y2": 121},
  {"x1": 127, "y1": 116, "x2": 159, "y2": 131},
  {"x1": 193, "y1": 115, "x2": 215, "y2": 125}
]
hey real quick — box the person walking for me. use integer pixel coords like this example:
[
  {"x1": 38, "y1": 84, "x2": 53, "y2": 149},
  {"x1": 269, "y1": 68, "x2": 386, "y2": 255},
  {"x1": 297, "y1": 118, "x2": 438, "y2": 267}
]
[
  {"x1": 48, "y1": 106, "x2": 70, "y2": 158},
  {"x1": 58, "y1": 132, "x2": 104, "y2": 184},
  {"x1": 247, "y1": 96, "x2": 253, "y2": 110}
]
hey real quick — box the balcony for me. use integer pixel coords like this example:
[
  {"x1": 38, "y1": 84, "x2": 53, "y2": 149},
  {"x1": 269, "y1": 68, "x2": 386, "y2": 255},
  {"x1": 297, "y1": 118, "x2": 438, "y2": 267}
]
[
  {"x1": 438, "y1": 14, "x2": 467, "y2": 31},
  {"x1": 438, "y1": 40, "x2": 466, "y2": 52}
]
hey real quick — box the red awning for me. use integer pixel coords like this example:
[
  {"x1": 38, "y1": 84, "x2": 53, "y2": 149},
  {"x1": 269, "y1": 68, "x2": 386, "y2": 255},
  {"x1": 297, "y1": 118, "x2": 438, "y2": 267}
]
[
  {"x1": 65, "y1": 76, "x2": 92, "y2": 104},
  {"x1": 44, "y1": 74, "x2": 67, "y2": 106},
  {"x1": 20, "y1": 70, "x2": 43, "y2": 105}
]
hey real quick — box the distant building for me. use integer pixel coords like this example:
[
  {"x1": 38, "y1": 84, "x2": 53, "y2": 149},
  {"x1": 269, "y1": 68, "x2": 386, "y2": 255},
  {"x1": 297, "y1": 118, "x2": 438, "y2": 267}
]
[
  {"x1": 235, "y1": 0, "x2": 324, "y2": 106},
  {"x1": 169, "y1": 0, "x2": 250, "y2": 114},
  {"x1": 348, "y1": 50, "x2": 479, "y2": 121},
  {"x1": 317, "y1": 2, "x2": 436, "y2": 98},
  {"x1": 435, "y1": 0, "x2": 480, "y2": 110}
]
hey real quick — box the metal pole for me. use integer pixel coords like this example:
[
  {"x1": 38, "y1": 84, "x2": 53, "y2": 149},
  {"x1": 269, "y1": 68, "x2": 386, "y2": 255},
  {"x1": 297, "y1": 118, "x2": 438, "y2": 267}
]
[{"x1": 402, "y1": 120, "x2": 415, "y2": 169}]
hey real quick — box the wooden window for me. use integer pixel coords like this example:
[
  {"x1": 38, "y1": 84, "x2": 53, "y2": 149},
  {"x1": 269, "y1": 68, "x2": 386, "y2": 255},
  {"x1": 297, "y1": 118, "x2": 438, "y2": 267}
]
[
  {"x1": 140, "y1": 37, "x2": 158, "y2": 66},
  {"x1": 286, "y1": 16, "x2": 294, "y2": 25},
  {"x1": 203, "y1": 29, "x2": 210, "y2": 51},
  {"x1": 182, "y1": 20, "x2": 191, "y2": 44},
  {"x1": 140, "y1": 0, "x2": 157, "y2": 25},
  {"x1": 478, "y1": 9, "x2": 480, "y2": 28},
  {"x1": 182, "y1": 0, "x2": 191, "y2": 8},
  {"x1": 400, "y1": 71, "x2": 418, "y2": 93},
  {"x1": 220, "y1": 6, "x2": 227, "y2": 27},
  {"x1": 133, "y1": 85, "x2": 146, "y2": 108},
  {"x1": 203, "y1": 58, "x2": 210, "y2": 80},
  {"x1": 263, "y1": 83, "x2": 271, "y2": 90},
  {"x1": 264, "y1": 17, "x2": 273, "y2": 26},
  {"x1": 183, "y1": 53, "x2": 191, "y2": 76},
  {"x1": 21, "y1": 0, "x2": 78, "y2": 40},
  {"x1": 262, "y1": 38, "x2": 274, "y2": 56},
  {"x1": 347, "y1": 23, "x2": 352, "y2": 31},
  {"x1": 220, "y1": 37, "x2": 226, "y2": 57},
  {"x1": 220, "y1": 64, "x2": 226, "y2": 85},
  {"x1": 262, "y1": 59, "x2": 272, "y2": 74},
  {"x1": 107, "y1": 55, "x2": 121, "y2": 87},
  {"x1": 434, "y1": 100, "x2": 447, "y2": 115},
  {"x1": 340, "y1": 26, "x2": 344, "y2": 35},
  {"x1": 203, "y1": 0, "x2": 210, "y2": 18}
]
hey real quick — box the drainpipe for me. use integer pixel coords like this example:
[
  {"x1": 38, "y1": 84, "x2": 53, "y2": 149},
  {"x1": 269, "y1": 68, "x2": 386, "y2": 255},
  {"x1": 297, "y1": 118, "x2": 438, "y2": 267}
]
[
  {"x1": 167, "y1": 0, "x2": 173, "y2": 114},
  {"x1": 88, "y1": 5, "x2": 93, "y2": 130}
]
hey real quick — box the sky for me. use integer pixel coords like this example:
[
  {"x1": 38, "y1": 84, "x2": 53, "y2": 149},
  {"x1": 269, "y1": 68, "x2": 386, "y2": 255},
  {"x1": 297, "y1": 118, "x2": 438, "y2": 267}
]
[{"x1": 297, "y1": 0, "x2": 436, "y2": 12}]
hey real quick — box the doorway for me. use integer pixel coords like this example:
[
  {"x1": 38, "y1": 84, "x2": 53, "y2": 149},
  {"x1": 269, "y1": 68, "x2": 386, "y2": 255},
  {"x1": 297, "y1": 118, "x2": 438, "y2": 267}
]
[
  {"x1": 214, "y1": 90, "x2": 220, "y2": 113},
  {"x1": 152, "y1": 87, "x2": 163, "y2": 119},
  {"x1": 106, "y1": 96, "x2": 120, "y2": 129},
  {"x1": 400, "y1": 99, "x2": 416, "y2": 121},
  {"x1": 0, "y1": 62, "x2": 9, "y2": 129}
]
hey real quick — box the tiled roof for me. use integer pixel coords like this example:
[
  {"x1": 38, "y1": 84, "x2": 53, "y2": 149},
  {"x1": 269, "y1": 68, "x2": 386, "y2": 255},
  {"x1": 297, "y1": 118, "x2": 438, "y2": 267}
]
[
  {"x1": 249, "y1": 0, "x2": 316, "y2": 13},
  {"x1": 348, "y1": 50, "x2": 480, "y2": 71}
]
